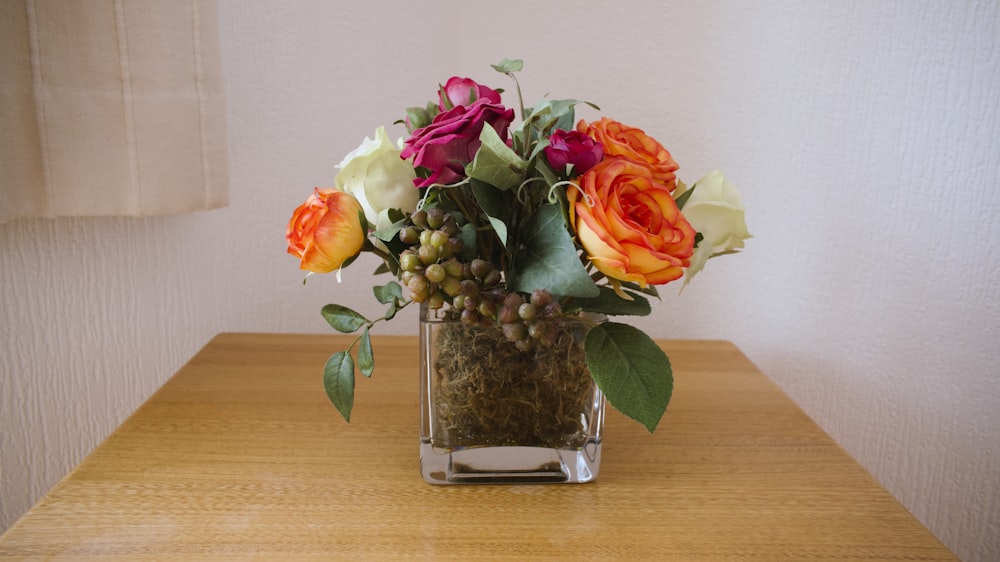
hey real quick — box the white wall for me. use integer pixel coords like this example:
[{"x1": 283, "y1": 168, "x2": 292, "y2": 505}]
[{"x1": 2, "y1": 1, "x2": 997, "y2": 559}]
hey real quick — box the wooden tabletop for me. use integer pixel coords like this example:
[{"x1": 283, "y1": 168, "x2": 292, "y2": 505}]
[{"x1": 0, "y1": 333, "x2": 955, "y2": 560}]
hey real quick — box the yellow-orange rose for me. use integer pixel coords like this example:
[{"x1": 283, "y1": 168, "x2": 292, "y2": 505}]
[
  {"x1": 568, "y1": 158, "x2": 696, "y2": 287},
  {"x1": 578, "y1": 118, "x2": 679, "y2": 189},
  {"x1": 286, "y1": 188, "x2": 365, "y2": 274}
]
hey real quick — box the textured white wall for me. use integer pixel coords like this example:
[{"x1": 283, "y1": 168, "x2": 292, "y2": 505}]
[{"x1": 2, "y1": 1, "x2": 997, "y2": 559}]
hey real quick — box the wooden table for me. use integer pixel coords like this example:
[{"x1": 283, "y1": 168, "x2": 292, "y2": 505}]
[{"x1": 0, "y1": 333, "x2": 955, "y2": 560}]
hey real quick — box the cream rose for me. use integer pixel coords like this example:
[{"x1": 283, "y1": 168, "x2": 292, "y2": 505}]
[
  {"x1": 335, "y1": 126, "x2": 419, "y2": 230},
  {"x1": 679, "y1": 171, "x2": 751, "y2": 286}
]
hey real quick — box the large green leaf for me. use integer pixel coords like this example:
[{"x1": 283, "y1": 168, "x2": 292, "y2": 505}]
[
  {"x1": 510, "y1": 203, "x2": 599, "y2": 298},
  {"x1": 323, "y1": 351, "x2": 355, "y2": 422},
  {"x1": 585, "y1": 323, "x2": 673, "y2": 432},
  {"x1": 320, "y1": 304, "x2": 368, "y2": 333},
  {"x1": 465, "y1": 125, "x2": 526, "y2": 191}
]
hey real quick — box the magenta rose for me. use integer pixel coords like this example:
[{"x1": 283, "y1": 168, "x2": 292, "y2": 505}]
[
  {"x1": 544, "y1": 129, "x2": 604, "y2": 176},
  {"x1": 438, "y1": 77, "x2": 502, "y2": 110},
  {"x1": 401, "y1": 101, "x2": 515, "y2": 188}
]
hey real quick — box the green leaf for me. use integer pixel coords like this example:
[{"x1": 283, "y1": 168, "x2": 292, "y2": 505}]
[
  {"x1": 383, "y1": 300, "x2": 399, "y2": 321},
  {"x1": 674, "y1": 182, "x2": 695, "y2": 210},
  {"x1": 491, "y1": 58, "x2": 524, "y2": 73},
  {"x1": 323, "y1": 351, "x2": 355, "y2": 422},
  {"x1": 574, "y1": 286, "x2": 652, "y2": 316},
  {"x1": 585, "y1": 323, "x2": 673, "y2": 432},
  {"x1": 373, "y1": 281, "x2": 403, "y2": 305},
  {"x1": 405, "y1": 105, "x2": 432, "y2": 131},
  {"x1": 373, "y1": 216, "x2": 406, "y2": 243},
  {"x1": 621, "y1": 281, "x2": 661, "y2": 300},
  {"x1": 457, "y1": 222, "x2": 478, "y2": 262},
  {"x1": 321, "y1": 304, "x2": 368, "y2": 333},
  {"x1": 534, "y1": 158, "x2": 559, "y2": 186},
  {"x1": 470, "y1": 180, "x2": 512, "y2": 248},
  {"x1": 465, "y1": 125, "x2": 526, "y2": 191},
  {"x1": 357, "y1": 329, "x2": 374, "y2": 377},
  {"x1": 510, "y1": 203, "x2": 600, "y2": 298},
  {"x1": 525, "y1": 99, "x2": 594, "y2": 137}
]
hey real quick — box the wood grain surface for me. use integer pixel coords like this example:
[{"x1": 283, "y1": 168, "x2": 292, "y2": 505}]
[{"x1": 0, "y1": 333, "x2": 956, "y2": 560}]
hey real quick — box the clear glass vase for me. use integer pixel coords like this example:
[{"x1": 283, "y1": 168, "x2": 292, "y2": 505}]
[{"x1": 419, "y1": 305, "x2": 605, "y2": 484}]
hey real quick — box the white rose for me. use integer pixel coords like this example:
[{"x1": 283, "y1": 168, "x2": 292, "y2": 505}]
[
  {"x1": 335, "y1": 126, "x2": 419, "y2": 230},
  {"x1": 679, "y1": 170, "x2": 751, "y2": 287}
]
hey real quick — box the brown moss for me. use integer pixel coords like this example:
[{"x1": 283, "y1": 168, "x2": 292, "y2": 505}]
[{"x1": 429, "y1": 318, "x2": 596, "y2": 449}]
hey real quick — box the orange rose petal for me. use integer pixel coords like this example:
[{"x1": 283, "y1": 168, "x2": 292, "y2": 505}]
[
  {"x1": 577, "y1": 212, "x2": 627, "y2": 257},
  {"x1": 589, "y1": 256, "x2": 648, "y2": 287}
]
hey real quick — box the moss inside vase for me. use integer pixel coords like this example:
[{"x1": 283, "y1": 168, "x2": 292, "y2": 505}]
[{"x1": 430, "y1": 317, "x2": 596, "y2": 449}]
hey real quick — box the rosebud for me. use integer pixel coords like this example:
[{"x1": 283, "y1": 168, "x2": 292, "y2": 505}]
[{"x1": 544, "y1": 129, "x2": 604, "y2": 176}]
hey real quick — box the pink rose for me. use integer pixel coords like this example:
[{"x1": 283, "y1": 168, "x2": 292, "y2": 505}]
[
  {"x1": 438, "y1": 77, "x2": 502, "y2": 110},
  {"x1": 543, "y1": 129, "x2": 604, "y2": 176},
  {"x1": 401, "y1": 101, "x2": 515, "y2": 188}
]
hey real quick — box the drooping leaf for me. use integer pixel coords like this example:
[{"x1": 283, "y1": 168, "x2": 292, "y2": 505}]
[
  {"x1": 323, "y1": 351, "x2": 355, "y2": 422},
  {"x1": 470, "y1": 180, "x2": 512, "y2": 248},
  {"x1": 574, "y1": 286, "x2": 652, "y2": 316},
  {"x1": 320, "y1": 304, "x2": 368, "y2": 333},
  {"x1": 465, "y1": 125, "x2": 526, "y2": 191},
  {"x1": 585, "y1": 323, "x2": 673, "y2": 432},
  {"x1": 510, "y1": 203, "x2": 599, "y2": 298},
  {"x1": 357, "y1": 329, "x2": 374, "y2": 377}
]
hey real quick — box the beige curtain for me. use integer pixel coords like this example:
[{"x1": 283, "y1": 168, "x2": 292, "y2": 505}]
[{"x1": 0, "y1": 0, "x2": 228, "y2": 224}]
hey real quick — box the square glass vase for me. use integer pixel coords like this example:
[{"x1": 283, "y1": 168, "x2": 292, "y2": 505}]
[{"x1": 419, "y1": 305, "x2": 605, "y2": 484}]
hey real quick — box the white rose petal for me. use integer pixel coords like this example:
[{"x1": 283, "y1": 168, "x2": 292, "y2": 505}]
[
  {"x1": 335, "y1": 126, "x2": 419, "y2": 230},
  {"x1": 680, "y1": 170, "x2": 751, "y2": 287}
]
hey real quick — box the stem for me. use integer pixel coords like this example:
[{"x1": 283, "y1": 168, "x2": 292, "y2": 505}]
[
  {"x1": 509, "y1": 72, "x2": 526, "y2": 122},
  {"x1": 366, "y1": 243, "x2": 392, "y2": 264}
]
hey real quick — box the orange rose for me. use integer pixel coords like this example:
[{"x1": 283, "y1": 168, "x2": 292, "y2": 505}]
[
  {"x1": 577, "y1": 117, "x2": 679, "y2": 189},
  {"x1": 568, "y1": 158, "x2": 695, "y2": 287},
  {"x1": 286, "y1": 188, "x2": 365, "y2": 273}
]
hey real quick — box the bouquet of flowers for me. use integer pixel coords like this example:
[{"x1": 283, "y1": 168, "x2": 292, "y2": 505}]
[{"x1": 286, "y1": 59, "x2": 749, "y2": 432}]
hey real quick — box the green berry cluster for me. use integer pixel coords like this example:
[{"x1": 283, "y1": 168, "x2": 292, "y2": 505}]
[{"x1": 398, "y1": 208, "x2": 468, "y2": 309}]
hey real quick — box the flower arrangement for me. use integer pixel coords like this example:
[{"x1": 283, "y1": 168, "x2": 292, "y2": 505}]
[{"x1": 286, "y1": 59, "x2": 749, "y2": 432}]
